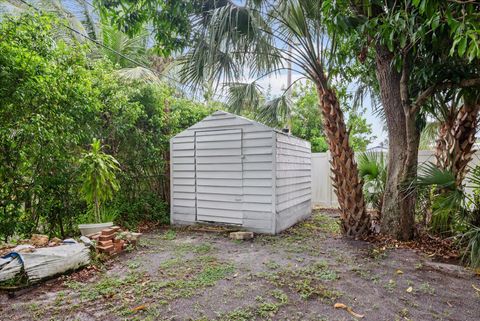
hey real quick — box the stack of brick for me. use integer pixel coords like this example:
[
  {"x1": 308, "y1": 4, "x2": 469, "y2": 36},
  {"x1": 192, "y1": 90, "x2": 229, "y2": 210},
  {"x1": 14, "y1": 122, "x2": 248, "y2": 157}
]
[{"x1": 87, "y1": 226, "x2": 139, "y2": 256}]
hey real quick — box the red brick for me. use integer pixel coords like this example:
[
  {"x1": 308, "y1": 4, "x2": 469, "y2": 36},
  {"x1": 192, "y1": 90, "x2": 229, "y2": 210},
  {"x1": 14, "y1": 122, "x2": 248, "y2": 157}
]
[
  {"x1": 98, "y1": 240, "x2": 113, "y2": 247},
  {"x1": 114, "y1": 240, "x2": 125, "y2": 253},
  {"x1": 98, "y1": 234, "x2": 114, "y2": 242},
  {"x1": 101, "y1": 228, "x2": 116, "y2": 236},
  {"x1": 97, "y1": 244, "x2": 114, "y2": 253},
  {"x1": 111, "y1": 226, "x2": 121, "y2": 232}
]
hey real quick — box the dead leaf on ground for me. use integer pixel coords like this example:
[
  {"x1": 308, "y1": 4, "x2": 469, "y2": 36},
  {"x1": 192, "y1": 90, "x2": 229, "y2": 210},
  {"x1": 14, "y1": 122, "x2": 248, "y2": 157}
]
[
  {"x1": 334, "y1": 302, "x2": 365, "y2": 318},
  {"x1": 396, "y1": 269, "x2": 404, "y2": 275},
  {"x1": 406, "y1": 286, "x2": 413, "y2": 293},
  {"x1": 472, "y1": 284, "x2": 480, "y2": 293},
  {"x1": 132, "y1": 304, "x2": 147, "y2": 312}
]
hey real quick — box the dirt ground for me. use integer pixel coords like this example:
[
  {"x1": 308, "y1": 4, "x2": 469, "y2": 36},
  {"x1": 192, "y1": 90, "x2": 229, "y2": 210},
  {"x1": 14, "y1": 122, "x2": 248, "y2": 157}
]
[{"x1": 1, "y1": 210, "x2": 479, "y2": 321}]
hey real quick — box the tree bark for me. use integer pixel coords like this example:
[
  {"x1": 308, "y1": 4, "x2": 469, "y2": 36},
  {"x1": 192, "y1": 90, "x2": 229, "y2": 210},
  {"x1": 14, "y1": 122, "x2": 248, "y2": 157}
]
[
  {"x1": 375, "y1": 47, "x2": 419, "y2": 241},
  {"x1": 315, "y1": 84, "x2": 370, "y2": 237},
  {"x1": 435, "y1": 99, "x2": 479, "y2": 187}
]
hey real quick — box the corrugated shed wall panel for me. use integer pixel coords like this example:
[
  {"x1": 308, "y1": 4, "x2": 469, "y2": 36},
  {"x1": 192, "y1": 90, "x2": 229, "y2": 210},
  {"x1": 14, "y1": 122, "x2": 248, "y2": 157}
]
[
  {"x1": 196, "y1": 171, "x2": 242, "y2": 179},
  {"x1": 277, "y1": 187, "x2": 311, "y2": 204},
  {"x1": 173, "y1": 192, "x2": 196, "y2": 200},
  {"x1": 172, "y1": 205, "x2": 196, "y2": 215},
  {"x1": 243, "y1": 162, "x2": 272, "y2": 171},
  {"x1": 275, "y1": 133, "x2": 312, "y2": 230},
  {"x1": 196, "y1": 140, "x2": 242, "y2": 150},
  {"x1": 277, "y1": 193, "x2": 311, "y2": 212},
  {"x1": 173, "y1": 185, "x2": 195, "y2": 193},
  {"x1": 196, "y1": 178, "x2": 242, "y2": 187},
  {"x1": 196, "y1": 163, "x2": 243, "y2": 171},
  {"x1": 173, "y1": 164, "x2": 195, "y2": 171},
  {"x1": 173, "y1": 178, "x2": 195, "y2": 186},
  {"x1": 172, "y1": 149, "x2": 195, "y2": 157},
  {"x1": 276, "y1": 176, "x2": 310, "y2": 186},
  {"x1": 277, "y1": 182, "x2": 310, "y2": 195},
  {"x1": 243, "y1": 171, "x2": 272, "y2": 179},
  {"x1": 172, "y1": 142, "x2": 194, "y2": 150},
  {"x1": 172, "y1": 157, "x2": 194, "y2": 164},
  {"x1": 196, "y1": 155, "x2": 242, "y2": 164}
]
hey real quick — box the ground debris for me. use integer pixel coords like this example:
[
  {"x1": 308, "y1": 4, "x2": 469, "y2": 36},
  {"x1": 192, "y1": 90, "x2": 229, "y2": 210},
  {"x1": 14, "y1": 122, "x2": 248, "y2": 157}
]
[
  {"x1": 334, "y1": 302, "x2": 364, "y2": 318},
  {"x1": 366, "y1": 231, "x2": 460, "y2": 262}
]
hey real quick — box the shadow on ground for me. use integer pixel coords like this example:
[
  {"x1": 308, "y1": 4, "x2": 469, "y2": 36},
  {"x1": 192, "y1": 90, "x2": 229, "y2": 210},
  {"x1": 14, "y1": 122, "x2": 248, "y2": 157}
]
[{"x1": 1, "y1": 210, "x2": 479, "y2": 321}]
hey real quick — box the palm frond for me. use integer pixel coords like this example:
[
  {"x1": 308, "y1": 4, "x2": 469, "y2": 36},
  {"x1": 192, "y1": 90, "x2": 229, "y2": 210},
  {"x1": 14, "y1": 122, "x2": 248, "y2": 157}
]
[
  {"x1": 226, "y1": 82, "x2": 263, "y2": 114},
  {"x1": 415, "y1": 162, "x2": 456, "y2": 190},
  {"x1": 256, "y1": 95, "x2": 291, "y2": 127},
  {"x1": 419, "y1": 121, "x2": 440, "y2": 150},
  {"x1": 116, "y1": 67, "x2": 160, "y2": 84}
]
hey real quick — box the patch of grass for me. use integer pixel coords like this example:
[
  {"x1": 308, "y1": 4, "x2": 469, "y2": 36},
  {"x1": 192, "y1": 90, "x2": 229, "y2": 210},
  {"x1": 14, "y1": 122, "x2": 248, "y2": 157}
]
[
  {"x1": 264, "y1": 260, "x2": 281, "y2": 270},
  {"x1": 159, "y1": 257, "x2": 183, "y2": 269},
  {"x1": 195, "y1": 264, "x2": 235, "y2": 286},
  {"x1": 312, "y1": 212, "x2": 341, "y2": 234},
  {"x1": 127, "y1": 260, "x2": 140, "y2": 270},
  {"x1": 219, "y1": 307, "x2": 255, "y2": 321},
  {"x1": 258, "y1": 261, "x2": 342, "y2": 302},
  {"x1": 384, "y1": 279, "x2": 397, "y2": 293},
  {"x1": 163, "y1": 230, "x2": 177, "y2": 240},
  {"x1": 270, "y1": 289, "x2": 289, "y2": 304},
  {"x1": 256, "y1": 301, "x2": 279, "y2": 318},
  {"x1": 419, "y1": 282, "x2": 435, "y2": 295},
  {"x1": 174, "y1": 242, "x2": 214, "y2": 255}
]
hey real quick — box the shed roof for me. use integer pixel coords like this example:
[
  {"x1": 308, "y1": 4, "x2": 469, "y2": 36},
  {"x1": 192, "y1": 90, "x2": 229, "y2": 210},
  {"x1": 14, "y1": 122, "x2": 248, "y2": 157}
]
[{"x1": 172, "y1": 110, "x2": 304, "y2": 140}]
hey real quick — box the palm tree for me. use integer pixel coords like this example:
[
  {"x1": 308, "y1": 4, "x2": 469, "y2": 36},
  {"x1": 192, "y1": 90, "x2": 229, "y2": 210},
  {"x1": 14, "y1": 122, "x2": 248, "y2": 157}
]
[
  {"x1": 423, "y1": 90, "x2": 480, "y2": 187},
  {"x1": 179, "y1": 0, "x2": 369, "y2": 237}
]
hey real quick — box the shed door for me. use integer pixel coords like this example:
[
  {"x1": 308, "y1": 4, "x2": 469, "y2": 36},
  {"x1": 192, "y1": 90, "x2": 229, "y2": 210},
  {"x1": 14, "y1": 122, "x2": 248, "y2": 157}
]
[{"x1": 194, "y1": 129, "x2": 243, "y2": 225}]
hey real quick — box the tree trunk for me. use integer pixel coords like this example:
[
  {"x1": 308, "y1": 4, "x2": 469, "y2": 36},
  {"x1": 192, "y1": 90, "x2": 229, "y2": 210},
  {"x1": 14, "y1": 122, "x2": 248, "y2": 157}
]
[
  {"x1": 435, "y1": 99, "x2": 479, "y2": 187},
  {"x1": 375, "y1": 47, "x2": 419, "y2": 241},
  {"x1": 315, "y1": 84, "x2": 370, "y2": 237}
]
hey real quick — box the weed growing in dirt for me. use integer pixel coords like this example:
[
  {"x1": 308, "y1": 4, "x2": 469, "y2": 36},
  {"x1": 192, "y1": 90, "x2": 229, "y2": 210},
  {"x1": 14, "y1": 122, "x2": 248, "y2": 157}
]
[
  {"x1": 163, "y1": 230, "x2": 177, "y2": 240},
  {"x1": 419, "y1": 282, "x2": 435, "y2": 295},
  {"x1": 257, "y1": 261, "x2": 342, "y2": 301},
  {"x1": 264, "y1": 260, "x2": 281, "y2": 270}
]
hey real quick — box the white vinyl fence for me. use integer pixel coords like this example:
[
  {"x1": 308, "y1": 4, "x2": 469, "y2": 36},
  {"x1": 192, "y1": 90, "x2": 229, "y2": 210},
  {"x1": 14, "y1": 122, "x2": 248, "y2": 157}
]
[{"x1": 311, "y1": 150, "x2": 480, "y2": 208}]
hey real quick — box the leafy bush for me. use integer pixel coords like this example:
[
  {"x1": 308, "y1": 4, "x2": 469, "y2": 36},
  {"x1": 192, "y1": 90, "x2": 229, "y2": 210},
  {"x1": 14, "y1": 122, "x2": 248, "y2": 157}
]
[
  {"x1": 0, "y1": 13, "x2": 215, "y2": 241},
  {"x1": 111, "y1": 193, "x2": 169, "y2": 230}
]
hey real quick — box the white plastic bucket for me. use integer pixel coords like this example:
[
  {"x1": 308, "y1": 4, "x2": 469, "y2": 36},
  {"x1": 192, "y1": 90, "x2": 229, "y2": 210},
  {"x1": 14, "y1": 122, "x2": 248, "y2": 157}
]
[{"x1": 78, "y1": 222, "x2": 114, "y2": 236}]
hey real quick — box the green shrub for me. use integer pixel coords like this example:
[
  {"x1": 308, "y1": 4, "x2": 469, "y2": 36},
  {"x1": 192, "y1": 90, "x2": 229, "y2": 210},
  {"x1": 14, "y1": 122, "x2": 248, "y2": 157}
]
[{"x1": 111, "y1": 192, "x2": 169, "y2": 230}]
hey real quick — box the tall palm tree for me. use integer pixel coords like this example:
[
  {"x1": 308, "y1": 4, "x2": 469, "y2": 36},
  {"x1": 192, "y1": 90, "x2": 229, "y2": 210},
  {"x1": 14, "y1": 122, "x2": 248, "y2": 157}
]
[
  {"x1": 180, "y1": 0, "x2": 369, "y2": 237},
  {"x1": 423, "y1": 90, "x2": 480, "y2": 187}
]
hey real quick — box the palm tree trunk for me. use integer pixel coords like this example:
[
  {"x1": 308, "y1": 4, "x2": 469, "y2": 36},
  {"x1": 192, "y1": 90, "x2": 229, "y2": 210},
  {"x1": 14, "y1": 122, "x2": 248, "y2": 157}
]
[
  {"x1": 315, "y1": 83, "x2": 370, "y2": 237},
  {"x1": 435, "y1": 99, "x2": 479, "y2": 187}
]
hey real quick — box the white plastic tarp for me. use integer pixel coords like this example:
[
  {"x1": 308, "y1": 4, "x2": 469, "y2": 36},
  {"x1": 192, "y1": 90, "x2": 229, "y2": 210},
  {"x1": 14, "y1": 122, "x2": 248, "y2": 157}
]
[{"x1": 0, "y1": 244, "x2": 90, "y2": 285}]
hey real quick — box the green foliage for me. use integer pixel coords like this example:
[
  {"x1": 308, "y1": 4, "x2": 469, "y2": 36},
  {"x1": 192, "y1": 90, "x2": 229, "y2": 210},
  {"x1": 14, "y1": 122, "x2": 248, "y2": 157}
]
[
  {"x1": 347, "y1": 111, "x2": 375, "y2": 152},
  {"x1": 413, "y1": 163, "x2": 480, "y2": 267},
  {"x1": 358, "y1": 152, "x2": 387, "y2": 213},
  {"x1": 0, "y1": 13, "x2": 214, "y2": 241},
  {"x1": 291, "y1": 83, "x2": 327, "y2": 152},
  {"x1": 96, "y1": 0, "x2": 197, "y2": 56},
  {"x1": 79, "y1": 139, "x2": 120, "y2": 223}
]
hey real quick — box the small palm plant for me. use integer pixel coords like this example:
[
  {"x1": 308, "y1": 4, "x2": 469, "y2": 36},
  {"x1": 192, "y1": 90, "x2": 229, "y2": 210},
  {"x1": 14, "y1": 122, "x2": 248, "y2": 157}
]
[
  {"x1": 358, "y1": 152, "x2": 387, "y2": 215},
  {"x1": 79, "y1": 139, "x2": 120, "y2": 223},
  {"x1": 413, "y1": 163, "x2": 480, "y2": 267}
]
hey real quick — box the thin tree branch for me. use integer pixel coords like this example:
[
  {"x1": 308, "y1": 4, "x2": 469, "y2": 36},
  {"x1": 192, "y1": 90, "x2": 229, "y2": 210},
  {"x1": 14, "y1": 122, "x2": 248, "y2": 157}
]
[{"x1": 411, "y1": 78, "x2": 480, "y2": 115}]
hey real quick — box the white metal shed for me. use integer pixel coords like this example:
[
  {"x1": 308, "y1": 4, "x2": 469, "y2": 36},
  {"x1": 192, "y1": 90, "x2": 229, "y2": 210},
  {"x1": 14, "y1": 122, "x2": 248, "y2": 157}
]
[{"x1": 170, "y1": 110, "x2": 311, "y2": 234}]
